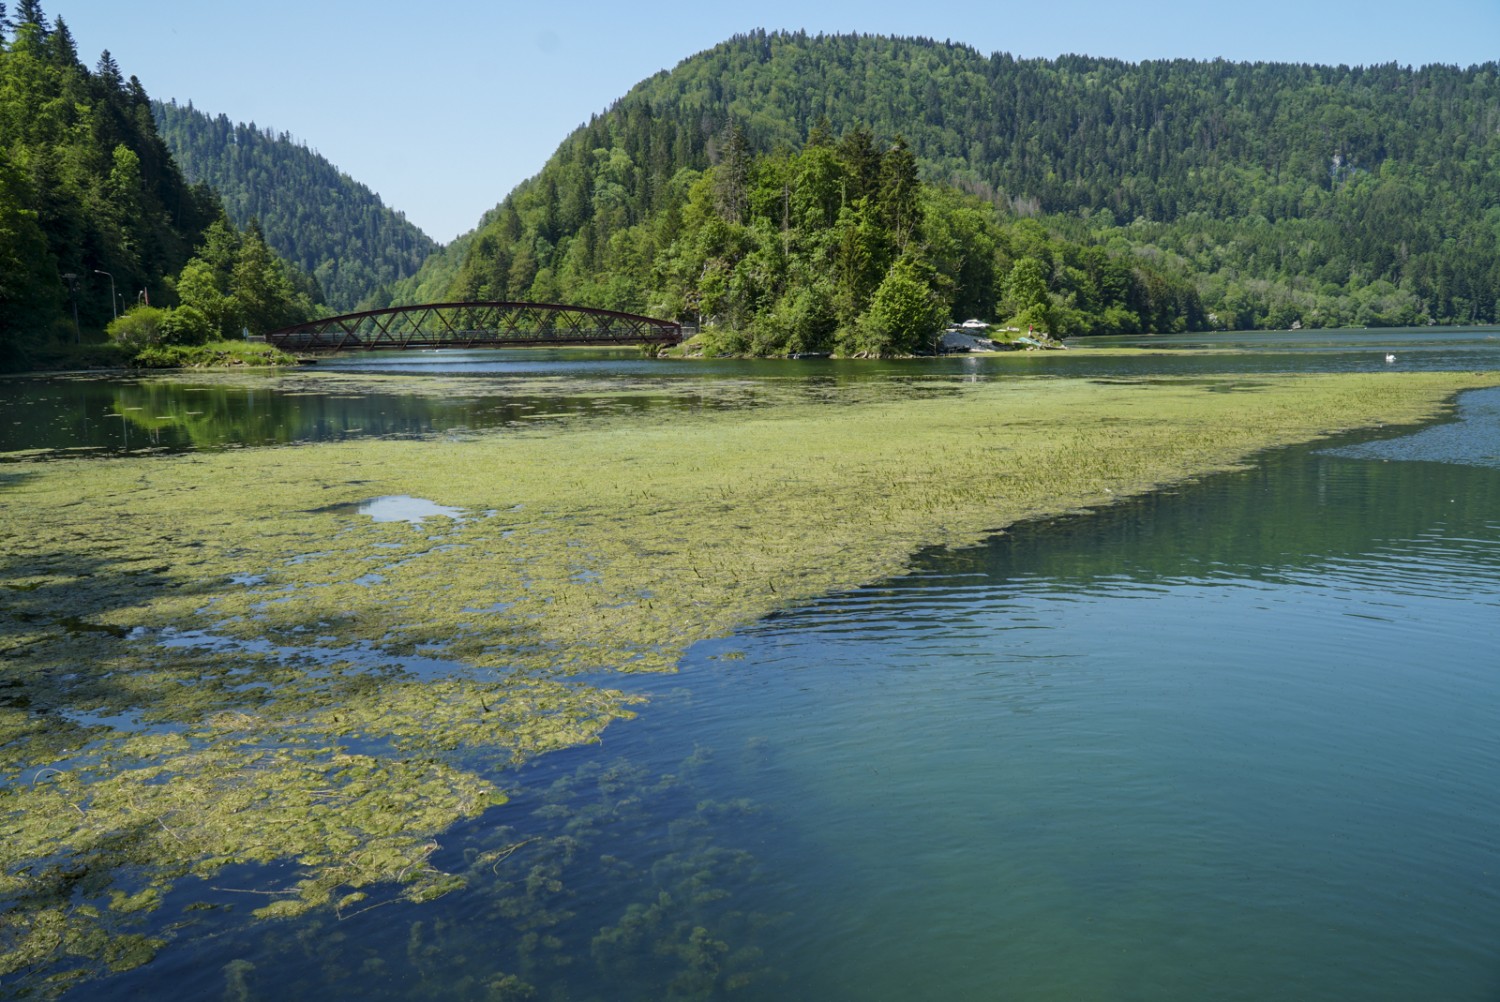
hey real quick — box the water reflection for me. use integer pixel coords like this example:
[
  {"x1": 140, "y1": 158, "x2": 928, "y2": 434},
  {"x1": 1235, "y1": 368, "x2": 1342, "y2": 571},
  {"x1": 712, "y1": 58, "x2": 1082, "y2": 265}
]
[
  {"x1": 309, "y1": 494, "x2": 469, "y2": 523},
  {"x1": 5, "y1": 328, "x2": 1499, "y2": 459},
  {"x1": 0, "y1": 372, "x2": 747, "y2": 459}
]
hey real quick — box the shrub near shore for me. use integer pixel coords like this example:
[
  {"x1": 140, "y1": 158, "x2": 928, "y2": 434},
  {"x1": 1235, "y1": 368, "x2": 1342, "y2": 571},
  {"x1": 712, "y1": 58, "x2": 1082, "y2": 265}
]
[
  {"x1": 2, "y1": 369, "x2": 1497, "y2": 991},
  {"x1": 104, "y1": 264, "x2": 301, "y2": 369},
  {"x1": 128, "y1": 341, "x2": 294, "y2": 368}
]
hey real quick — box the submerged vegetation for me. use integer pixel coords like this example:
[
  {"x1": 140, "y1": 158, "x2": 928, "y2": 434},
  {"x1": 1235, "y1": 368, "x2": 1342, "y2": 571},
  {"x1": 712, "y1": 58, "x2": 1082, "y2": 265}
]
[
  {"x1": 3, "y1": 367, "x2": 1499, "y2": 993},
  {"x1": 5, "y1": 6, "x2": 1499, "y2": 992}
]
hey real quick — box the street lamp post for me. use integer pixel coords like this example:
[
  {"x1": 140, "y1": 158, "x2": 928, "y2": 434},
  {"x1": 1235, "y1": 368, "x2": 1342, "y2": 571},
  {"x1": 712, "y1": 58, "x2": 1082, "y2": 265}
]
[
  {"x1": 94, "y1": 269, "x2": 117, "y2": 322},
  {"x1": 60, "y1": 273, "x2": 80, "y2": 343}
]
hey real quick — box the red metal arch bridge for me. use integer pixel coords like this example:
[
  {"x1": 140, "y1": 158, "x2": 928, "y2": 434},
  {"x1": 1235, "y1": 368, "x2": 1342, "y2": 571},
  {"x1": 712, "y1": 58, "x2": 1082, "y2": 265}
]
[{"x1": 263, "y1": 302, "x2": 684, "y2": 352}]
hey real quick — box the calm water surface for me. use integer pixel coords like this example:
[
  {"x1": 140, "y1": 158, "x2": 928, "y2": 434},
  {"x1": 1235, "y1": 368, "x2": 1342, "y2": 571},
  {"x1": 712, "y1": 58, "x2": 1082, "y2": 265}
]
[
  {"x1": 10, "y1": 332, "x2": 1500, "y2": 999},
  {"x1": 4, "y1": 326, "x2": 1497, "y2": 457}
]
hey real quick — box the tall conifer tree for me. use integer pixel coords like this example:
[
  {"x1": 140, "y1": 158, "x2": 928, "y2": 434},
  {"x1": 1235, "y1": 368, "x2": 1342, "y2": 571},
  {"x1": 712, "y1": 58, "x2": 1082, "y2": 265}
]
[
  {"x1": 14, "y1": 0, "x2": 43, "y2": 30},
  {"x1": 95, "y1": 49, "x2": 121, "y2": 89}
]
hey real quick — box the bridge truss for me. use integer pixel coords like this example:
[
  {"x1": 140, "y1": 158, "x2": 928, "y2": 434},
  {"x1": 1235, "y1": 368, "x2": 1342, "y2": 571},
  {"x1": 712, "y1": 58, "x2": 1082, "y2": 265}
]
[{"x1": 263, "y1": 301, "x2": 684, "y2": 352}]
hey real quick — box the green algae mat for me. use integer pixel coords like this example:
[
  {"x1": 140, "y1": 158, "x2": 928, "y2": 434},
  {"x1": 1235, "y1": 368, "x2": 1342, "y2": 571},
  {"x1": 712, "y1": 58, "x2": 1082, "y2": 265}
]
[{"x1": 2, "y1": 370, "x2": 1497, "y2": 989}]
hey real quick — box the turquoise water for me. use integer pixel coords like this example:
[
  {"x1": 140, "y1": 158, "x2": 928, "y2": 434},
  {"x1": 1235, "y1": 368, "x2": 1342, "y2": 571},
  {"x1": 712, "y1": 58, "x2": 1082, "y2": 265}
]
[
  {"x1": 619, "y1": 395, "x2": 1500, "y2": 1000},
  {"x1": 8, "y1": 335, "x2": 1500, "y2": 999},
  {"x1": 72, "y1": 384, "x2": 1500, "y2": 999},
  {"x1": 679, "y1": 420, "x2": 1500, "y2": 1000}
]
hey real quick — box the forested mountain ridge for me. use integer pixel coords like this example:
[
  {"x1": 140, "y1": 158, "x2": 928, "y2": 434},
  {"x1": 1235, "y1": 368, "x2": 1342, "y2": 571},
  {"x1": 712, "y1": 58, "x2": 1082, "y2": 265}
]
[
  {"x1": 0, "y1": 4, "x2": 220, "y2": 363},
  {"x1": 152, "y1": 100, "x2": 439, "y2": 312},
  {"x1": 410, "y1": 32, "x2": 1500, "y2": 338},
  {"x1": 638, "y1": 35, "x2": 1498, "y2": 225}
]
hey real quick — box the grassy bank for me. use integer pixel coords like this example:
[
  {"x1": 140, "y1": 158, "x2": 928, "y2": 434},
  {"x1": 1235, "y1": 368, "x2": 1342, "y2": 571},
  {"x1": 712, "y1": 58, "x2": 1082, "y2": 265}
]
[
  {"x1": 2, "y1": 369, "x2": 1497, "y2": 988},
  {"x1": 1, "y1": 340, "x2": 294, "y2": 374},
  {"x1": 127, "y1": 340, "x2": 296, "y2": 368}
]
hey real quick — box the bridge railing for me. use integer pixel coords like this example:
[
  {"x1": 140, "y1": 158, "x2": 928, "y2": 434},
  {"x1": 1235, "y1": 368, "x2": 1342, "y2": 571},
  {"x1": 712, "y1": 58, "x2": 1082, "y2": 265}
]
[{"x1": 264, "y1": 301, "x2": 684, "y2": 352}]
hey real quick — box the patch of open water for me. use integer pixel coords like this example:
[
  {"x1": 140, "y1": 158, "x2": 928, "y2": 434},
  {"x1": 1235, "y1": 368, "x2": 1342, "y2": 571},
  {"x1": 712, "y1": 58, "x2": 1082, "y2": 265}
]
[{"x1": 310, "y1": 494, "x2": 467, "y2": 523}]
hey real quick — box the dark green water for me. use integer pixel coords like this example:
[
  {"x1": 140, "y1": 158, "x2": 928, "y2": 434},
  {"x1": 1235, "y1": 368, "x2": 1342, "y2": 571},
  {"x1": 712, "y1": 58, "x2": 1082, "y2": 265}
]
[
  {"x1": 4, "y1": 327, "x2": 1497, "y2": 457},
  {"x1": 7, "y1": 334, "x2": 1500, "y2": 999},
  {"x1": 0, "y1": 369, "x2": 744, "y2": 458}
]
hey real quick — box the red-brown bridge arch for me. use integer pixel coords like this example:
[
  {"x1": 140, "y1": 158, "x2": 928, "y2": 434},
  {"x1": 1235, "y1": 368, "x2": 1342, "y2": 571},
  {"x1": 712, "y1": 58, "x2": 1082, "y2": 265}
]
[{"x1": 263, "y1": 302, "x2": 683, "y2": 352}]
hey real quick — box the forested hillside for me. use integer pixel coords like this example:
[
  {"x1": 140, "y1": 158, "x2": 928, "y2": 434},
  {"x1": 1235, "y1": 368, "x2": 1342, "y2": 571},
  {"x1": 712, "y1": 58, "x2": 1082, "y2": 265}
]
[
  {"x1": 153, "y1": 100, "x2": 439, "y2": 312},
  {"x1": 0, "y1": 2, "x2": 220, "y2": 364},
  {"x1": 0, "y1": 2, "x2": 322, "y2": 369},
  {"x1": 442, "y1": 121, "x2": 1201, "y2": 355},
  {"x1": 415, "y1": 32, "x2": 1500, "y2": 340}
]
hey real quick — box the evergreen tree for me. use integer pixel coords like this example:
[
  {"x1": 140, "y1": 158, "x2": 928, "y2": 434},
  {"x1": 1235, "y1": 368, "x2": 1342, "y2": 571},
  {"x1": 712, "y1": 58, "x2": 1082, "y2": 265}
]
[
  {"x1": 14, "y1": 0, "x2": 43, "y2": 30},
  {"x1": 0, "y1": 148, "x2": 59, "y2": 363},
  {"x1": 428, "y1": 32, "x2": 1494, "y2": 331},
  {"x1": 174, "y1": 216, "x2": 315, "y2": 337},
  {"x1": 836, "y1": 125, "x2": 881, "y2": 206},
  {"x1": 231, "y1": 218, "x2": 311, "y2": 334},
  {"x1": 0, "y1": 0, "x2": 224, "y2": 364},
  {"x1": 0, "y1": 3, "x2": 324, "y2": 366},
  {"x1": 387, "y1": 32, "x2": 1500, "y2": 335},
  {"x1": 712, "y1": 122, "x2": 751, "y2": 225},
  {"x1": 878, "y1": 136, "x2": 921, "y2": 254},
  {"x1": 95, "y1": 48, "x2": 120, "y2": 89},
  {"x1": 45, "y1": 12, "x2": 72, "y2": 63},
  {"x1": 805, "y1": 116, "x2": 834, "y2": 148}
]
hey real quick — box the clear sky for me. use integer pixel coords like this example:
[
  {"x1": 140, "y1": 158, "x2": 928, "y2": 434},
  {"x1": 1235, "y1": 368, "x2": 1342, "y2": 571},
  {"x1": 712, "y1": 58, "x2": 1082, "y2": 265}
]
[{"x1": 54, "y1": 0, "x2": 1500, "y2": 245}]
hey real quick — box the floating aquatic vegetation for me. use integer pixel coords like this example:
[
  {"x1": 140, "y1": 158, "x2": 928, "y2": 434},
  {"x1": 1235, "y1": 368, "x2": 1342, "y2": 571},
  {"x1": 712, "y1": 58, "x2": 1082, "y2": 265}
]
[{"x1": 2, "y1": 370, "x2": 1497, "y2": 993}]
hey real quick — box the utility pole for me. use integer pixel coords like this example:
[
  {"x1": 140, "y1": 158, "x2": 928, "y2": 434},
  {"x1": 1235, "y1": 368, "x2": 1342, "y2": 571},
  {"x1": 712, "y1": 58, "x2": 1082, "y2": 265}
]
[
  {"x1": 94, "y1": 269, "x2": 118, "y2": 321},
  {"x1": 61, "y1": 273, "x2": 80, "y2": 342}
]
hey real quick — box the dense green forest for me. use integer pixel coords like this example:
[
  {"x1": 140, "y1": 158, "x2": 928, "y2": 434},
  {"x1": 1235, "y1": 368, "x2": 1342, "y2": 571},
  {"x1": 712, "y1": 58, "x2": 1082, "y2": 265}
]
[
  {"x1": 153, "y1": 100, "x2": 438, "y2": 312},
  {"x1": 407, "y1": 32, "x2": 1500, "y2": 340},
  {"x1": 0, "y1": 1, "x2": 219, "y2": 365},
  {"x1": 443, "y1": 121, "x2": 1201, "y2": 354},
  {"x1": 9, "y1": 18, "x2": 1500, "y2": 363},
  {"x1": 0, "y1": 2, "x2": 319, "y2": 368}
]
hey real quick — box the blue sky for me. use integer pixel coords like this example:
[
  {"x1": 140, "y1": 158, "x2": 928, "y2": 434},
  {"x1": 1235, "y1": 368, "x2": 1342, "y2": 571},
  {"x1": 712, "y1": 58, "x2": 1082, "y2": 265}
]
[{"x1": 55, "y1": 0, "x2": 1500, "y2": 245}]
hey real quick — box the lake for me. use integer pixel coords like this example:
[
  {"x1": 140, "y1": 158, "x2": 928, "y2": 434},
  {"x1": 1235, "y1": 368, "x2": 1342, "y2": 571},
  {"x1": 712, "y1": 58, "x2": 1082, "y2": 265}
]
[
  {"x1": 5, "y1": 326, "x2": 1499, "y2": 459},
  {"x1": 4, "y1": 328, "x2": 1499, "y2": 1000}
]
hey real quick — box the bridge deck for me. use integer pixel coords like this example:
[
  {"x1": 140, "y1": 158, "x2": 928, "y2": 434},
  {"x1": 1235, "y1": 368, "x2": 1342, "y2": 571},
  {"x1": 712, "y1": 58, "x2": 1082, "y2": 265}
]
[{"x1": 264, "y1": 301, "x2": 684, "y2": 352}]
